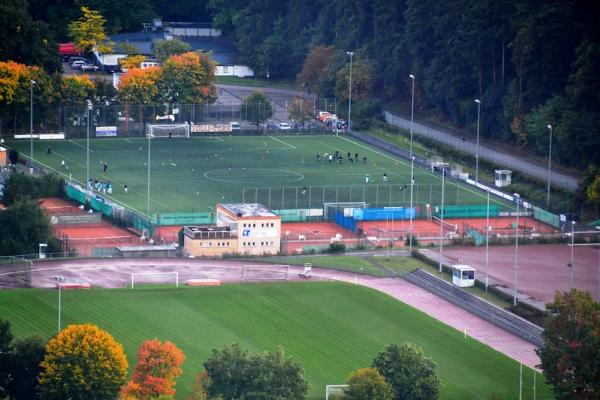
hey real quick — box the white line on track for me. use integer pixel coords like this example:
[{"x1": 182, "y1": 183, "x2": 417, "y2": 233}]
[
  {"x1": 69, "y1": 140, "x2": 94, "y2": 152},
  {"x1": 270, "y1": 136, "x2": 296, "y2": 149},
  {"x1": 337, "y1": 135, "x2": 509, "y2": 209}
]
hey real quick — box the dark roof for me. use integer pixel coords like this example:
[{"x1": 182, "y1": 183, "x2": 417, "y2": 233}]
[{"x1": 107, "y1": 32, "x2": 240, "y2": 64}]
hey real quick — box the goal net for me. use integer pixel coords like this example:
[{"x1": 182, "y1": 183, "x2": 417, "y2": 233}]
[
  {"x1": 146, "y1": 123, "x2": 190, "y2": 138},
  {"x1": 325, "y1": 385, "x2": 348, "y2": 400},
  {"x1": 241, "y1": 265, "x2": 289, "y2": 282},
  {"x1": 0, "y1": 257, "x2": 33, "y2": 288},
  {"x1": 323, "y1": 202, "x2": 366, "y2": 219},
  {"x1": 130, "y1": 271, "x2": 179, "y2": 289}
]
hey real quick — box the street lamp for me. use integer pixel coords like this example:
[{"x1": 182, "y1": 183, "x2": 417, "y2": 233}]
[
  {"x1": 409, "y1": 156, "x2": 415, "y2": 255},
  {"x1": 513, "y1": 193, "x2": 521, "y2": 306},
  {"x1": 546, "y1": 124, "x2": 553, "y2": 207},
  {"x1": 147, "y1": 132, "x2": 152, "y2": 218},
  {"x1": 569, "y1": 220, "x2": 575, "y2": 289},
  {"x1": 474, "y1": 99, "x2": 481, "y2": 183},
  {"x1": 409, "y1": 74, "x2": 416, "y2": 158},
  {"x1": 86, "y1": 100, "x2": 93, "y2": 199},
  {"x1": 30, "y1": 80, "x2": 36, "y2": 168},
  {"x1": 485, "y1": 188, "x2": 490, "y2": 291},
  {"x1": 346, "y1": 51, "x2": 354, "y2": 132}
]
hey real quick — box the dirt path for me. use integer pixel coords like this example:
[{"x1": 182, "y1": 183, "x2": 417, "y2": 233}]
[{"x1": 25, "y1": 258, "x2": 541, "y2": 368}]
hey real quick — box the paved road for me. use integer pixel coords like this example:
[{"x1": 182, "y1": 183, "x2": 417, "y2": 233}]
[
  {"x1": 384, "y1": 111, "x2": 579, "y2": 191},
  {"x1": 21, "y1": 258, "x2": 541, "y2": 369}
]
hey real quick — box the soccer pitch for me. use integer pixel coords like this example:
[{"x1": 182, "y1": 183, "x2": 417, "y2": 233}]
[
  {"x1": 10, "y1": 135, "x2": 512, "y2": 215},
  {"x1": 0, "y1": 282, "x2": 552, "y2": 399}
]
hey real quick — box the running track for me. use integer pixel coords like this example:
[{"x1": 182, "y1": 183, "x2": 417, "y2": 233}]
[{"x1": 25, "y1": 258, "x2": 541, "y2": 369}]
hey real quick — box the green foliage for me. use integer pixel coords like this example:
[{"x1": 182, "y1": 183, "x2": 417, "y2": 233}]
[
  {"x1": 6, "y1": 335, "x2": 45, "y2": 399},
  {"x1": 240, "y1": 91, "x2": 273, "y2": 127},
  {"x1": 3, "y1": 172, "x2": 64, "y2": 205},
  {"x1": 0, "y1": 320, "x2": 12, "y2": 398},
  {"x1": 372, "y1": 343, "x2": 440, "y2": 400},
  {"x1": 154, "y1": 38, "x2": 191, "y2": 62},
  {"x1": 287, "y1": 96, "x2": 313, "y2": 125},
  {"x1": 327, "y1": 242, "x2": 346, "y2": 253},
  {"x1": 335, "y1": 58, "x2": 377, "y2": 103},
  {"x1": 38, "y1": 324, "x2": 128, "y2": 400},
  {"x1": 350, "y1": 99, "x2": 381, "y2": 130},
  {"x1": 537, "y1": 289, "x2": 600, "y2": 399},
  {"x1": 202, "y1": 343, "x2": 308, "y2": 400},
  {"x1": 343, "y1": 368, "x2": 393, "y2": 400},
  {"x1": 159, "y1": 52, "x2": 217, "y2": 104},
  {"x1": 8, "y1": 149, "x2": 19, "y2": 165},
  {"x1": 68, "y1": 7, "x2": 108, "y2": 53},
  {"x1": 0, "y1": 199, "x2": 60, "y2": 256},
  {"x1": 586, "y1": 175, "x2": 600, "y2": 206}
]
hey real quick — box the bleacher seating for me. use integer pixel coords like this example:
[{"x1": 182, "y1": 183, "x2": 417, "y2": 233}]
[{"x1": 403, "y1": 269, "x2": 544, "y2": 347}]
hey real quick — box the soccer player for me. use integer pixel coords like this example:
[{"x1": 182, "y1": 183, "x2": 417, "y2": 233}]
[
  {"x1": 354, "y1": 152, "x2": 359, "y2": 162},
  {"x1": 103, "y1": 163, "x2": 108, "y2": 172},
  {"x1": 316, "y1": 152, "x2": 320, "y2": 161},
  {"x1": 47, "y1": 146, "x2": 51, "y2": 155},
  {"x1": 61, "y1": 159, "x2": 65, "y2": 168},
  {"x1": 365, "y1": 174, "x2": 370, "y2": 184},
  {"x1": 383, "y1": 172, "x2": 388, "y2": 182},
  {"x1": 363, "y1": 156, "x2": 367, "y2": 164},
  {"x1": 124, "y1": 184, "x2": 128, "y2": 194}
]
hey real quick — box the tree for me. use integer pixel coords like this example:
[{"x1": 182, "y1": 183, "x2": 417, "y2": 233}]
[
  {"x1": 372, "y1": 343, "x2": 440, "y2": 400},
  {"x1": 586, "y1": 174, "x2": 600, "y2": 207},
  {"x1": 241, "y1": 91, "x2": 273, "y2": 128},
  {"x1": 0, "y1": 320, "x2": 12, "y2": 398},
  {"x1": 38, "y1": 324, "x2": 128, "y2": 400},
  {"x1": 0, "y1": 198, "x2": 60, "y2": 256},
  {"x1": 121, "y1": 338, "x2": 185, "y2": 399},
  {"x1": 297, "y1": 45, "x2": 335, "y2": 94},
  {"x1": 159, "y1": 52, "x2": 217, "y2": 105},
  {"x1": 61, "y1": 75, "x2": 95, "y2": 105},
  {"x1": 117, "y1": 67, "x2": 162, "y2": 104},
  {"x1": 287, "y1": 96, "x2": 313, "y2": 126},
  {"x1": 154, "y1": 39, "x2": 191, "y2": 63},
  {"x1": 68, "y1": 7, "x2": 108, "y2": 53},
  {"x1": 201, "y1": 343, "x2": 308, "y2": 400},
  {"x1": 6, "y1": 335, "x2": 45, "y2": 399},
  {"x1": 343, "y1": 368, "x2": 393, "y2": 400},
  {"x1": 335, "y1": 58, "x2": 377, "y2": 102},
  {"x1": 119, "y1": 55, "x2": 147, "y2": 71},
  {"x1": 537, "y1": 289, "x2": 600, "y2": 399}
]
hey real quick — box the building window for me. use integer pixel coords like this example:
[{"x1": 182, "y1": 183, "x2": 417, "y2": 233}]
[
  {"x1": 217, "y1": 242, "x2": 220, "y2": 247},
  {"x1": 253, "y1": 223, "x2": 256, "y2": 227},
  {"x1": 252, "y1": 242, "x2": 255, "y2": 246},
  {"x1": 271, "y1": 223, "x2": 274, "y2": 227},
  {"x1": 243, "y1": 223, "x2": 246, "y2": 228}
]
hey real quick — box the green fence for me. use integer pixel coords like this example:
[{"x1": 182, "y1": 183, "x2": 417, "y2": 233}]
[
  {"x1": 533, "y1": 206, "x2": 560, "y2": 228},
  {"x1": 65, "y1": 184, "x2": 86, "y2": 204},
  {"x1": 435, "y1": 205, "x2": 500, "y2": 218},
  {"x1": 151, "y1": 212, "x2": 213, "y2": 226},
  {"x1": 272, "y1": 209, "x2": 322, "y2": 222}
]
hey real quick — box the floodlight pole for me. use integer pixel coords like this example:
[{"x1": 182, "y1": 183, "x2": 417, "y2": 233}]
[
  {"x1": 546, "y1": 124, "x2": 553, "y2": 207},
  {"x1": 485, "y1": 188, "x2": 490, "y2": 291},
  {"x1": 346, "y1": 51, "x2": 354, "y2": 132},
  {"x1": 58, "y1": 284, "x2": 62, "y2": 333},
  {"x1": 474, "y1": 99, "x2": 481, "y2": 183},
  {"x1": 513, "y1": 193, "x2": 520, "y2": 306},
  {"x1": 409, "y1": 156, "x2": 415, "y2": 255},
  {"x1": 86, "y1": 100, "x2": 92, "y2": 199},
  {"x1": 30, "y1": 80, "x2": 36, "y2": 167},
  {"x1": 409, "y1": 74, "x2": 415, "y2": 158},
  {"x1": 147, "y1": 133, "x2": 151, "y2": 218},
  {"x1": 439, "y1": 163, "x2": 445, "y2": 273}
]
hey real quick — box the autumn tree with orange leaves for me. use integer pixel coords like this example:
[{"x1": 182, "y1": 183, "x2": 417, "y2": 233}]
[
  {"x1": 121, "y1": 338, "x2": 185, "y2": 399},
  {"x1": 62, "y1": 75, "x2": 96, "y2": 105},
  {"x1": 159, "y1": 52, "x2": 216, "y2": 104},
  {"x1": 117, "y1": 67, "x2": 162, "y2": 104},
  {"x1": 37, "y1": 324, "x2": 128, "y2": 400}
]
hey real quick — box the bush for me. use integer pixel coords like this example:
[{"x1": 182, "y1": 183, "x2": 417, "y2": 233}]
[
  {"x1": 3, "y1": 172, "x2": 64, "y2": 205},
  {"x1": 352, "y1": 100, "x2": 382, "y2": 130},
  {"x1": 8, "y1": 149, "x2": 19, "y2": 165},
  {"x1": 328, "y1": 242, "x2": 346, "y2": 253}
]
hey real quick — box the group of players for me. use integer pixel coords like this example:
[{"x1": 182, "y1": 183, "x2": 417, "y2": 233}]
[{"x1": 317, "y1": 151, "x2": 367, "y2": 164}]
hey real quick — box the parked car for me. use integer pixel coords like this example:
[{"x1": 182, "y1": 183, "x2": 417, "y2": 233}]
[
  {"x1": 68, "y1": 56, "x2": 87, "y2": 63},
  {"x1": 80, "y1": 63, "x2": 99, "y2": 71},
  {"x1": 230, "y1": 121, "x2": 241, "y2": 131},
  {"x1": 70, "y1": 60, "x2": 89, "y2": 70},
  {"x1": 278, "y1": 122, "x2": 292, "y2": 130}
]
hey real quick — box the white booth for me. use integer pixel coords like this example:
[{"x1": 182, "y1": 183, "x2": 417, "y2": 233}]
[
  {"x1": 452, "y1": 264, "x2": 475, "y2": 287},
  {"x1": 495, "y1": 169, "x2": 512, "y2": 187}
]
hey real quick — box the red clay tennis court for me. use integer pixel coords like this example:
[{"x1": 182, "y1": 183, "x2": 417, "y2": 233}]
[
  {"x1": 281, "y1": 222, "x2": 360, "y2": 254},
  {"x1": 39, "y1": 197, "x2": 87, "y2": 216},
  {"x1": 54, "y1": 221, "x2": 143, "y2": 256}
]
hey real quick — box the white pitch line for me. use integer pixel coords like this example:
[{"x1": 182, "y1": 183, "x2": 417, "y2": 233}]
[
  {"x1": 337, "y1": 135, "x2": 510, "y2": 209},
  {"x1": 213, "y1": 136, "x2": 225, "y2": 142},
  {"x1": 124, "y1": 138, "x2": 134, "y2": 143},
  {"x1": 69, "y1": 139, "x2": 94, "y2": 153},
  {"x1": 270, "y1": 136, "x2": 296, "y2": 149}
]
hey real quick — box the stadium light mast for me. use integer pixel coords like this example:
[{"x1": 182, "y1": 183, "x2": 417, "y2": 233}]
[
  {"x1": 485, "y1": 188, "x2": 490, "y2": 291},
  {"x1": 30, "y1": 80, "x2": 36, "y2": 169},
  {"x1": 438, "y1": 162, "x2": 445, "y2": 273},
  {"x1": 569, "y1": 220, "x2": 575, "y2": 289},
  {"x1": 86, "y1": 99, "x2": 92, "y2": 198},
  {"x1": 474, "y1": 99, "x2": 481, "y2": 183},
  {"x1": 409, "y1": 74, "x2": 416, "y2": 158},
  {"x1": 546, "y1": 124, "x2": 553, "y2": 207},
  {"x1": 346, "y1": 51, "x2": 354, "y2": 132},
  {"x1": 513, "y1": 193, "x2": 520, "y2": 306},
  {"x1": 409, "y1": 156, "x2": 415, "y2": 255},
  {"x1": 147, "y1": 133, "x2": 152, "y2": 218},
  {"x1": 57, "y1": 283, "x2": 62, "y2": 333}
]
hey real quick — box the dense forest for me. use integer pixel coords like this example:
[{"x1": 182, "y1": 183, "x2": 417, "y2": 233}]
[{"x1": 1, "y1": 0, "x2": 599, "y2": 172}]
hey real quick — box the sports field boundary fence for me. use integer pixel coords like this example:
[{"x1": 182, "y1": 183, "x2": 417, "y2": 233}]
[{"x1": 0, "y1": 256, "x2": 33, "y2": 288}]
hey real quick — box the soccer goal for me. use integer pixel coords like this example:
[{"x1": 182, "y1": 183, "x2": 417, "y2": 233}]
[
  {"x1": 325, "y1": 385, "x2": 348, "y2": 400},
  {"x1": 240, "y1": 265, "x2": 289, "y2": 282},
  {"x1": 130, "y1": 271, "x2": 179, "y2": 289},
  {"x1": 146, "y1": 123, "x2": 190, "y2": 138}
]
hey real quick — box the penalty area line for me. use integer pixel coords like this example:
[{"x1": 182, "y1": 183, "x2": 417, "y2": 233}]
[
  {"x1": 270, "y1": 136, "x2": 296, "y2": 149},
  {"x1": 69, "y1": 140, "x2": 94, "y2": 153}
]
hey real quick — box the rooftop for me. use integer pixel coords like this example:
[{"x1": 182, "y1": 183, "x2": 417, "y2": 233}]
[{"x1": 219, "y1": 203, "x2": 277, "y2": 218}]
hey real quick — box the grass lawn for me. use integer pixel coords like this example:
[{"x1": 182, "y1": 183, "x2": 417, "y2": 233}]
[
  {"x1": 8, "y1": 135, "x2": 513, "y2": 215},
  {"x1": 0, "y1": 282, "x2": 551, "y2": 399},
  {"x1": 265, "y1": 254, "x2": 391, "y2": 277}
]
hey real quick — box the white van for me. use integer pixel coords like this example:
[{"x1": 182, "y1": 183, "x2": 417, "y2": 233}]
[{"x1": 230, "y1": 121, "x2": 241, "y2": 131}]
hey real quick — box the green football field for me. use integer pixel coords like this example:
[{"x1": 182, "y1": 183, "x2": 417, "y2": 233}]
[
  {"x1": 0, "y1": 282, "x2": 552, "y2": 399},
  {"x1": 10, "y1": 135, "x2": 512, "y2": 215}
]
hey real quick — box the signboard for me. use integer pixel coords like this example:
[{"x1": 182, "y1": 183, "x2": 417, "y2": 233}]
[
  {"x1": 95, "y1": 126, "x2": 118, "y2": 137},
  {"x1": 151, "y1": 212, "x2": 213, "y2": 225},
  {"x1": 352, "y1": 207, "x2": 416, "y2": 221},
  {"x1": 191, "y1": 124, "x2": 232, "y2": 133}
]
